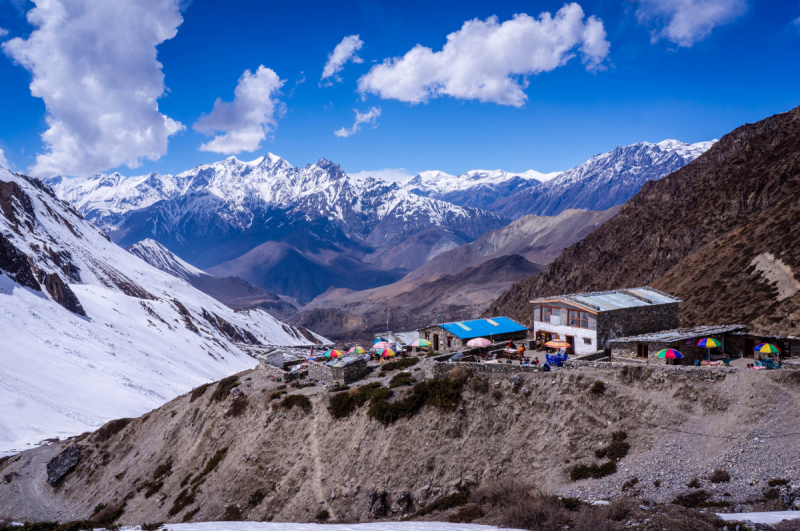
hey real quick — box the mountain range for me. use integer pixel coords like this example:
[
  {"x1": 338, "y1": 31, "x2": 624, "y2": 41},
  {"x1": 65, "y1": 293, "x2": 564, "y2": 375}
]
[
  {"x1": 48, "y1": 140, "x2": 713, "y2": 302},
  {"x1": 488, "y1": 105, "x2": 800, "y2": 336},
  {"x1": 0, "y1": 167, "x2": 327, "y2": 453}
]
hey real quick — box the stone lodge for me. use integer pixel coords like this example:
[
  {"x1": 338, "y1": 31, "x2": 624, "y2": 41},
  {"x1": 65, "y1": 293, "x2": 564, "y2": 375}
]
[{"x1": 530, "y1": 287, "x2": 680, "y2": 356}]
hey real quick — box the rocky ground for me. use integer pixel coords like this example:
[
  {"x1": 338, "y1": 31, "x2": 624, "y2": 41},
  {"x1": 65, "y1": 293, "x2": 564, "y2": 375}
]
[{"x1": 1, "y1": 359, "x2": 800, "y2": 529}]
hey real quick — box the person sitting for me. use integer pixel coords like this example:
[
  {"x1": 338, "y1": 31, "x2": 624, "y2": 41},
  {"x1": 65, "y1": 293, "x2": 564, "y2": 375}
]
[
  {"x1": 543, "y1": 362, "x2": 551, "y2": 372},
  {"x1": 533, "y1": 357, "x2": 540, "y2": 366}
]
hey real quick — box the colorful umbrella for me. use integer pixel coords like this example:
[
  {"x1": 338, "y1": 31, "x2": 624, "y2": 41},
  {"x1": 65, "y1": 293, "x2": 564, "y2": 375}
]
[
  {"x1": 696, "y1": 338, "x2": 721, "y2": 348},
  {"x1": 379, "y1": 348, "x2": 396, "y2": 358},
  {"x1": 323, "y1": 349, "x2": 343, "y2": 358},
  {"x1": 655, "y1": 348, "x2": 683, "y2": 359},
  {"x1": 348, "y1": 346, "x2": 366, "y2": 355},
  {"x1": 545, "y1": 340, "x2": 571, "y2": 349},
  {"x1": 754, "y1": 343, "x2": 781, "y2": 354},
  {"x1": 410, "y1": 339, "x2": 431, "y2": 347},
  {"x1": 467, "y1": 338, "x2": 492, "y2": 347},
  {"x1": 373, "y1": 341, "x2": 392, "y2": 350}
]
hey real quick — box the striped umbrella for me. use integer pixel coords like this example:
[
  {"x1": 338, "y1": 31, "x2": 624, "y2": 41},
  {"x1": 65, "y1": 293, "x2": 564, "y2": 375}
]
[
  {"x1": 655, "y1": 348, "x2": 683, "y2": 359},
  {"x1": 373, "y1": 341, "x2": 392, "y2": 350},
  {"x1": 348, "y1": 346, "x2": 366, "y2": 355},
  {"x1": 410, "y1": 339, "x2": 431, "y2": 347},
  {"x1": 754, "y1": 343, "x2": 781, "y2": 354},
  {"x1": 379, "y1": 348, "x2": 396, "y2": 358},
  {"x1": 696, "y1": 338, "x2": 721, "y2": 348},
  {"x1": 323, "y1": 349, "x2": 343, "y2": 358},
  {"x1": 545, "y1": 340, "x2": 571, "y2": 349}
]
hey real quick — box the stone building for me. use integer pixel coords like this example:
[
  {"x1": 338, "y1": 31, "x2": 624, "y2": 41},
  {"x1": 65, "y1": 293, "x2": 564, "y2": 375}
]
[
  {"x1": 418, "y1": 317, "x2": 528, "y2": 353},
  {"x1": 530, "y1": 287, "x2": 680, "y2": 356},
  {"x1": 307, "y1": 355, "x2": 369, "y2": 384},
  {"x1": 608, "y1": 324, "x2": 746, "y2": 364},
  {"x1": 722, "y1": 331, "x2": 800, "y2": 359}
]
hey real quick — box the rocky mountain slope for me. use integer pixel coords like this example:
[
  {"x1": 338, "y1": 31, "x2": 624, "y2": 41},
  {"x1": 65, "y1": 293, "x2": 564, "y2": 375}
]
[
  {"x1": 487, "y1": 106, "x2": 800, "y2": 335},
  {"x1": 294, "y1": 254, "x2": 542, "y2": 341},
  {"x1": 0, "y1": 168, "x2": 327, "y2": 454},
  {"x1": 2, "y1": 363, "x2": 798, "y2": 525},
  {"x1": 127, "y1": 239, "x2": 300, "y2": 320},
  {"x1": 406, "y1": 207, "x2": 620, "y2": 281},
  {"x1": 489, "y1": 140, "x2": 715, "y2": 218}
]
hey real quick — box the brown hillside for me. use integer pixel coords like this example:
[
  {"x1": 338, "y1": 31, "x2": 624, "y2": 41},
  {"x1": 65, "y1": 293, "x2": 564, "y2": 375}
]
[{"x1": 486, "y1": 105, "x2": 800, "y2": 335}]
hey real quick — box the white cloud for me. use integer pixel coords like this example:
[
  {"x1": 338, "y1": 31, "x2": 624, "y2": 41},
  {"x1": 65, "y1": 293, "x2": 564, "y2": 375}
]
[
  {"x1": 0, "y1": 28, "x2": 8, "y2": 39},
  {"x1": 0, "y1": 148, "x2": 8, "y2": 168},
  {"x1": 348, "y1": 168, "x2": 413, "y2": 183},
  {"x1": 793, "y1": 16, "x2": 800, "y2": 29},
  {"x1": 194, "y1": 65, "x2": 285, "y2": 154},
  {"x1": 636, "y1": 0, "x2": 746, "y2": 47},
  {"x1": 334, "y1": 107, "x2": 382, "y2": 138},
  {"x1": 357, "y1": 3, "x2": 609, "y2": 107},
  {"x1": 1, "y1": 0, "x2": 185, "y2": 177},
  {"x1": 321, "y1": 35, "x2": 364, "y2": 83}
]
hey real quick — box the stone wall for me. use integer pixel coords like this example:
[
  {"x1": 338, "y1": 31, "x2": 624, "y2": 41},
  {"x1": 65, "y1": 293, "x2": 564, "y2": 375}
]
[
  {"x1": 307, "y1": 359, "x2": 369, "y2": 384},
  {"x1": 597, "y1": 303, "x2": 680, "y2": 350},
  {"x1": 419, "y1": 325, "x2": 527, "y2": 353},
  {"x1": 259, "y1": 361, "x2": 304, "y2": 383}
]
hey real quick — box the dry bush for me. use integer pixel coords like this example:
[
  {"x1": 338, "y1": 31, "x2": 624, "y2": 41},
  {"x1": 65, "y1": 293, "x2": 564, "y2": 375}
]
[
  {"x1": 470, "y1": 376, "x2": 489, "y2": 394},
  {"x1": 590, "y1": 381, "x2": 606, "y2": 395},
  {"x1": 226, "y1": 394, "x2": 248, "y2": 417},
  {"x1": 570, "y1": 505, "x2": 614, "y2": 531},
  {"x1": 448, "y1": 504, "x2": 483, "y2": 523},
  {"x1": 768, "y1": 478, "x2": 789, "y2": 487},
  {"x1": 94, "y1": 418, "x2": 133, "y2": 442},
  {"x1": 687, "y1": 477, "x2": 701, "y2": 488},
  {"x1": 709, "y1": 468, "x2": 730, "y2": 483},
  {"x1": 210, "y1": 376, "x2": 239, "y2": 402},
  {"x1": 281, "y1": 394, "x2": 311, "y2": 411}
]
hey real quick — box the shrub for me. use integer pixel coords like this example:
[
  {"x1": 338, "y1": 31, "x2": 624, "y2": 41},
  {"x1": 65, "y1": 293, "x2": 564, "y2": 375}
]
[
  {"x1": 190, "y1": 383, "x2": 210, "y2": 402},
  {"x1": 709, "y1": 469, "x2": 731, "y2": 483},
  {"x1": 491, "y1": 388, "x2": 503, "y2": 400},
  {"x1": 181, "y1": 507, "x2": 200, "y2": 523},
  {"x1": 560, "y1": 497, "x2": 583, "y2": 511},
  {"x1": 89, "y1": 503, "x2": 126, "y2": 524},
  {"x1": 210, "y1": 376, "x2": 239, "y2": 402},
  {"x1": 404, "y1": 491, "x2": 470, "y2": 519},
  {"x1": 621, "y1": 477, "x2": 639, "y2": 492},
  {"x1": 192, "y1": 447, "x2": 228, "y2": 486},
  {"x1": 141, "y1": 523, "x2": 164, "y2": 531},
  {"x1": 763, "y1": 487, "x2": 780, "y2": 500},
  {"x1": 95, "y1": 418, "x2": 133, "y2": 442},
  {"x1": 369, "y1": 377, "x2": 464, "y2": 425},
  {"x1": 673, "y1": 490, "x2": 710, "y2": 508},
  {"x1": 268, "y1": 390, "x2": 287, "y2": 401},
  {"x1": 169, "y1": 489, "x2": 195, "y2": 516},
  {"x1": 768, "y1": 478, "x2": 789, "y2": 487},
  {"x1": 448, "y1": 505, "x2": 484, "y2": 523},
  {"x1": 328, "y1": 385, "x2": 350, "y2": 392},
  {"x1": 595, "y1": 440, "x2": 630, "y2": 461},
  {"x1": 687, "y1": 477, "x2": 701, "y2": 489},
  {"x1": 315, "y1": 509, "x2": 330, "y2": 521},
  {"x1": 389, "y1": 372, "x2": 416, "y2": 388},
  {"x1": 248, "y1": 489, "x2": 266, "y2": 507},
  {"x1": 226, "y1": 394, "x2": 248, "y2": 417},
  {"x1": 569, "y1": 461, "x2": 617, "y2": 481},
  {"x1": 291, "y1": 382, "x2": 316, "y2": 389},
  {"x1": 590, "y1": 381, "x2": 606, "y2": 395},
  {"x1": 281, "y1": 394, "x2": 311, "y2": 411},
  {"x1": 654, "y1": 479, "x2": 661, "y2": 488},
  {"x1": 221, "y1": 505, "x2": 242, "y2": 521},
  {"x1": 328, "y1": 383, "x2": 386, "y2": 418}
]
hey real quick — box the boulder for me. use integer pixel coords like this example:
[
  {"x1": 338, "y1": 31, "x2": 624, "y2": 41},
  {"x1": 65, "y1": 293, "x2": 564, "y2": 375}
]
[
  {"x1": 368, "y1": 489, "x2": 388, "y2": 516},
  {"x1": 396, "y1": 491, "x2": 412, "y2": 512},
  {"x1": 46, "y1": 444, "x2": 81, "y2": 486}
]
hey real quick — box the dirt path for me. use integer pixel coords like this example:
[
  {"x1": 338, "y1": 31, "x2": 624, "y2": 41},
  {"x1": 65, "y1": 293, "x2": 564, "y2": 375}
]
[{"x1": 309, "y1": 398, "x2": 335, "y2": 520}]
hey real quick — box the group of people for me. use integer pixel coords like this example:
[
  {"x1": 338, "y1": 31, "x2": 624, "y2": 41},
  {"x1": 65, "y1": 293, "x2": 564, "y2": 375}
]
[{"x1": 505, "y1": 339, "x2": 550, "y2": 370}]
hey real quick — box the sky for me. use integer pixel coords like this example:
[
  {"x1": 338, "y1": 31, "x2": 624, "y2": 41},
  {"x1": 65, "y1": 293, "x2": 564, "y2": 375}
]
[{"x1": 0, "y1": 0, "x2": 799, "y2": 181}]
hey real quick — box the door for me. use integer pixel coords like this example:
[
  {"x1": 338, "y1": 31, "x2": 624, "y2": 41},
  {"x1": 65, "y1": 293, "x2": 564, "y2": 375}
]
[
  {"x1": 637, "y1": 343, "x2": 648, "y2": 358},
  {"x1": 565, "y1": 335, "x2": 575, "y2": 355},
  {"x1": 744, "y1": 337, "x2": 755, "y2": 359},
  {"x1": 433, "y1": 334, "x2": 439, "y2": 351}
]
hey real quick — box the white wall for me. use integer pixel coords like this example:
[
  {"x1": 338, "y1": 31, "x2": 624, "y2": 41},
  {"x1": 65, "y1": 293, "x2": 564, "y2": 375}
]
[{"x1": 533, "y1": 320, "x2": 598, "y2": 355}]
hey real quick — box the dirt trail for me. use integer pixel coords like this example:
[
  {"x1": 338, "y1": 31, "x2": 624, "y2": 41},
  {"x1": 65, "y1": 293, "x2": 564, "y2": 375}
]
[{"x1": 1, "y1": 364, "x2": 799, "y2": 524}]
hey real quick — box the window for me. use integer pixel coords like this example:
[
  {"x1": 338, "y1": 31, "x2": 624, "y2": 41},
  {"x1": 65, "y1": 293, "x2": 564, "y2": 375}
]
[
  {"x1": 583, "y1": 337, "x2": 592, "y2": 345},
  {"x1": 568, "y1": 310, "x2": 589, "y2": 329},
  {"x1": 540, "y1": 306, "x2": 560, "y2": 323},
  {"x1": 424, "y1": 331, "x2": 430, "y2": 340},
  {"x1": 447, "y1": 337, "x2": 452, "y2": 347},
  {"x1": 637, "y1": 343, "x2": 649, "y2": 358}
]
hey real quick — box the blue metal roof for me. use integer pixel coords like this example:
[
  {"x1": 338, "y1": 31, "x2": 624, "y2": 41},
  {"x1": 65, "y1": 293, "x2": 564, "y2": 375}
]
[{"x1": 439, "y1": 317, "x2": 527, "y2": 339}]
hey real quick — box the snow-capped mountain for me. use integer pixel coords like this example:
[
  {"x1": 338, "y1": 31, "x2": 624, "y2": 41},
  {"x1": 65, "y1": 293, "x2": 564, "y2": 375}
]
[
  {"x1": 490, "y1": 139, "x2": 716, "y2": 218},
  {"x1": 403, "y1": 168, "x2": 561, "y2": 210},
  {"x1": 50, "y1": 155, "x2": 508, "y2": 269},
  {"x1": 0, "y1": 168, "x2": 327, "y2": 453}
]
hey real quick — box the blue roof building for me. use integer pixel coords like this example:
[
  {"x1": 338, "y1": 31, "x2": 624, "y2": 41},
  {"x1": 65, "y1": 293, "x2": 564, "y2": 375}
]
[{"x1": 419, "y1": 316, "x2": 528, "y2": 352}]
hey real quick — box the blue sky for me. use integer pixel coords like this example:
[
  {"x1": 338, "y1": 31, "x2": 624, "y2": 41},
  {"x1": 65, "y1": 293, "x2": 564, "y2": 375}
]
[{"x1": 0, "y1": 0, "x2": 799, "y2": 179}]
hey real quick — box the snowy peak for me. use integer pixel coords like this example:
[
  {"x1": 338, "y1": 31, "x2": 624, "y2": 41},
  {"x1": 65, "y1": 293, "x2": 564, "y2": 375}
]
[{"x1": 127, "y1": 239, "x2": 208, "y2": 281}]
